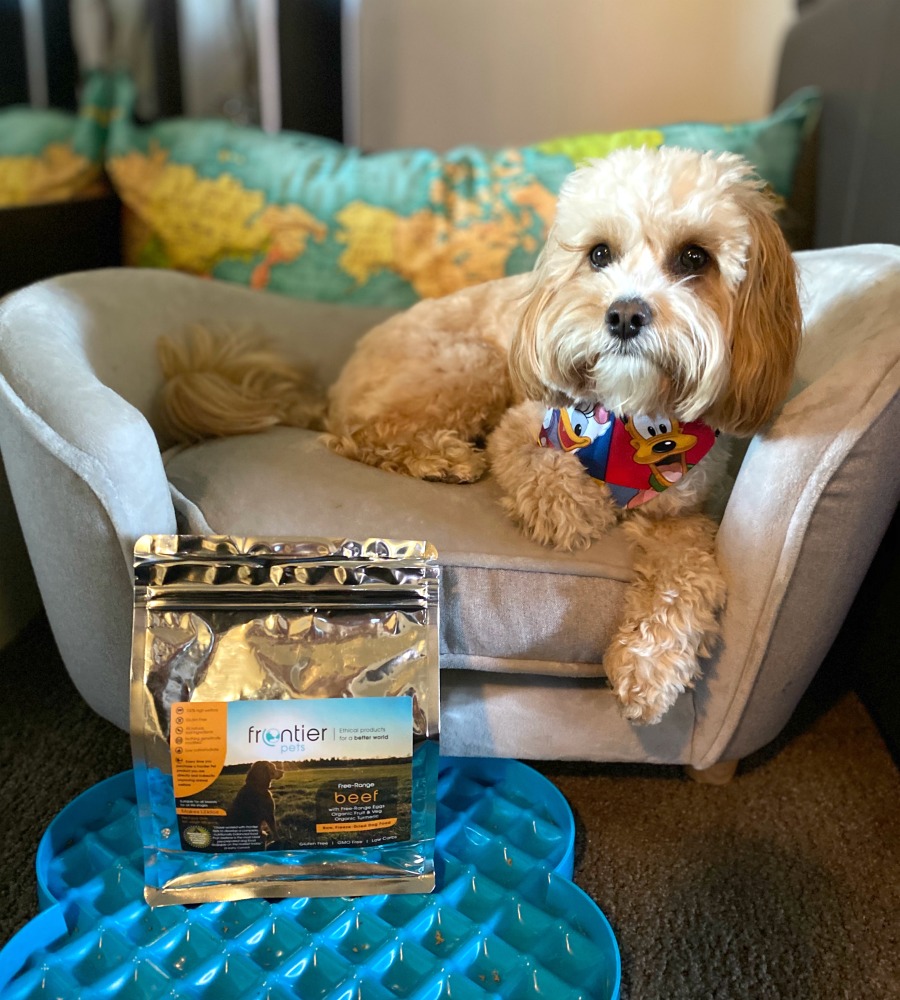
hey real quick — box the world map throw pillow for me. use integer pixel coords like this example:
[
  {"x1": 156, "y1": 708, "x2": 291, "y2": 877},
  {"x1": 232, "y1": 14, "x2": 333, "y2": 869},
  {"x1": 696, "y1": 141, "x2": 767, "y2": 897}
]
[
  {"x1": 105, "y1": 76, "x2": 820, "y2": 308},
  {"x1": 0, "y1": 73, "x2": 114, "y2": 208}
]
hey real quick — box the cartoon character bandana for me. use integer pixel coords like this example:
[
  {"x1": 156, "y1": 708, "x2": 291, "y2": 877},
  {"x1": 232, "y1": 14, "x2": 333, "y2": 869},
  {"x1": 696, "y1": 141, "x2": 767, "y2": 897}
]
[{"x1": 538, "y1": 404, "x2": 718, "y2": 509}]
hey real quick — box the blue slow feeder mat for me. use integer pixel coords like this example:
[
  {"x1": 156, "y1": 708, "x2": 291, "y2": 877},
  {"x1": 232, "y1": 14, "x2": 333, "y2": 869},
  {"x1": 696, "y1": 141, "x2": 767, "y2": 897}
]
[{"x1": 0, "y1": 758, "x2": 620, "y2": 999}]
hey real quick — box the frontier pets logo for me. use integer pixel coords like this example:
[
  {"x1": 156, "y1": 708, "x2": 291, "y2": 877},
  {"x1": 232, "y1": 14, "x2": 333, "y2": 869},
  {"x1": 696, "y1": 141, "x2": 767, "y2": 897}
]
[
  {"x1": 246, "y1": 723, "x2": 332, "y2": 755},
  {"x1": 229, "y1": 698, "x2": 412, "y2": 762}
]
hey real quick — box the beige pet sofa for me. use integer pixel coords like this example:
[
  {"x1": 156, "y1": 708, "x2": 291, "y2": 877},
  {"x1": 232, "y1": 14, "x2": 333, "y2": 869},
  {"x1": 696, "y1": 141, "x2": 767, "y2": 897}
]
[{"x1": 0, "y1": 245, "x2": 897, "y2": 774}]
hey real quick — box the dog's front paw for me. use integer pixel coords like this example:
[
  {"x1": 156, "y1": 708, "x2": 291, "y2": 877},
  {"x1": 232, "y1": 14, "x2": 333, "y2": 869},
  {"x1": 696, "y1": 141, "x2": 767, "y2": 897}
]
[
  {"x1": 499, "y1": 471, "x2": 617, "y2": 550},
  {"x1": 603, "y1": 513, "x2": 726, "y2": 723},
  {"x1": 603, "y1": 634, "x2": 697, "y2": 725},
  {"x1": 489, "y1": 403, "x2": 618, "y2": 550}
]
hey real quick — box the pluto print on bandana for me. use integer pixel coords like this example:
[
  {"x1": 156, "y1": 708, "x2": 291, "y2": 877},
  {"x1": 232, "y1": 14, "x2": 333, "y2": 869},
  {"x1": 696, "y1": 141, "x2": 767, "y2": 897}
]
[{"x1": 538, "y1": 404, "x2": 718, "y2": 508}]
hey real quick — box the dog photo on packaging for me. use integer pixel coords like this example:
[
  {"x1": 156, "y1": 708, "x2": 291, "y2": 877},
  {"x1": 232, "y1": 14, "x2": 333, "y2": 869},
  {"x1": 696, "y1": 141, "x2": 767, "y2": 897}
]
[
  {"x1": 158, "y1": 146, "x2": 802, "y2": 726},
  {"x1": 224, "y1": 760, "x2": 285, "y2": 848}
]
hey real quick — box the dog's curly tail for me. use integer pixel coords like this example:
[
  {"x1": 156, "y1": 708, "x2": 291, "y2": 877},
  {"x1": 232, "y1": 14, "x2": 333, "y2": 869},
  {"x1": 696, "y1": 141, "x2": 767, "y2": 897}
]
[{"x1": 156, "y1": 325, "x2": 325, "y2": 444}]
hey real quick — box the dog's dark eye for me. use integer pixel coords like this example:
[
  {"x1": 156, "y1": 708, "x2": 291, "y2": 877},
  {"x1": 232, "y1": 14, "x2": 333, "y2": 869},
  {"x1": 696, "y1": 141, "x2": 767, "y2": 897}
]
[
  {"x1": 677, "y1": 245, "x2": 710, "y2": 274},
  {"x1": 588, "y1": 243, "x2": 613, "y2": 270},
  {"x1": 658, "y1": 422, "x2": 668, "y2": 434}
]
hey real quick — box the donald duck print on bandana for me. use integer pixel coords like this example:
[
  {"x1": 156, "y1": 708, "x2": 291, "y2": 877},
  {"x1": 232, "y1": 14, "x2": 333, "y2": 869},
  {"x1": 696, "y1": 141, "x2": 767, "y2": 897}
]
[{"x1": 538, "y1": 404, "x2": 718, "y2": 509}]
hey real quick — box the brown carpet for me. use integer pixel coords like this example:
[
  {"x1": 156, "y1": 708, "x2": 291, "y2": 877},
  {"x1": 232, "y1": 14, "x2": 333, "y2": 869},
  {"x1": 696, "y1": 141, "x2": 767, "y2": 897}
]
[{"x1": 1, "y1": 614, "x2": 898, "y2": 999}]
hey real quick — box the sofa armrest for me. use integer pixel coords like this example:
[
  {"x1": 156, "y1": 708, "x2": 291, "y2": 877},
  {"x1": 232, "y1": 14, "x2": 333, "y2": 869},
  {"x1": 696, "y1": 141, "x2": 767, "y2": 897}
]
[
  {"x1": 0, "y1": 279, "x2": 176, "y2": 566},
  {"x1": 0, "y1": 280, "x2": 177, "y2": 725},
  {"x1": 692, "y1": 244, "x2": 900, "y2": 765}
]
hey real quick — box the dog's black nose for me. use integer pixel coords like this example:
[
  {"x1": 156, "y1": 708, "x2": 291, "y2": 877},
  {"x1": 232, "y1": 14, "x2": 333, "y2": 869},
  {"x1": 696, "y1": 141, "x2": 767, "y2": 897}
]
[
  {"x1": 652, "y1": 439, "x2": 677, "y2": 453},
  {"x1": 606, "y1": 298, "x2": 652, "y2": 340}
]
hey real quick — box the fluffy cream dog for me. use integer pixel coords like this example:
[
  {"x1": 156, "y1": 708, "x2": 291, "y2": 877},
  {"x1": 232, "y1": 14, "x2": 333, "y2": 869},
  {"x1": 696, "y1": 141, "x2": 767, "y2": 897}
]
[
  {"x1": 159, "y1": 147, "x2": 802, "y2": 723},
  {"x1": 326, "y1": 147, "x2": 801, "y2": 723}
]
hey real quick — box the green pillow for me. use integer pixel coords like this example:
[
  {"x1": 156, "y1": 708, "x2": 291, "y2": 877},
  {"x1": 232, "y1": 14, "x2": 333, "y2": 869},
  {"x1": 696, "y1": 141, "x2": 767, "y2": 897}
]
[
  {"x1": 106, "y1": 78, "x2": 820, "y2": 308},
  {"x1": 0, "y1": 73, "x2": 114, "y2": 208}
]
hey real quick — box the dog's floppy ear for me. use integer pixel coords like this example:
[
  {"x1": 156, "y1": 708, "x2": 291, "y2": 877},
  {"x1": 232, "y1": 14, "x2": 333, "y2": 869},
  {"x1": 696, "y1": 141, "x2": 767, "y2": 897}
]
[
  {"x1": 247, "y1": 760, "x2": 270, "y2": 786},
  {"x1": 509, "y1": 239, "x2": 558, "y2": 402},
  {"x1": 711, "y1": 192, "x2": 802, "y2": 436}
]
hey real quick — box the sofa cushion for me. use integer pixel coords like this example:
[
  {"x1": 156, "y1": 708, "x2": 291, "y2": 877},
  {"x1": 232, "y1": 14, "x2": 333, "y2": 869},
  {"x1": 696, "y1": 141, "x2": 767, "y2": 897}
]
[{"x1": 164, "y1": 426, "x2": 636, "y2": 680}]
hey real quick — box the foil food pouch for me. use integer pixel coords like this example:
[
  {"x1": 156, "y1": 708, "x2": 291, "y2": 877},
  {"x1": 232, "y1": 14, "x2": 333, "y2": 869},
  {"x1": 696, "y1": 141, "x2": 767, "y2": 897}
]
[{"x1": 131, "y1": 535, "x2": 440, "y2": 906}]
